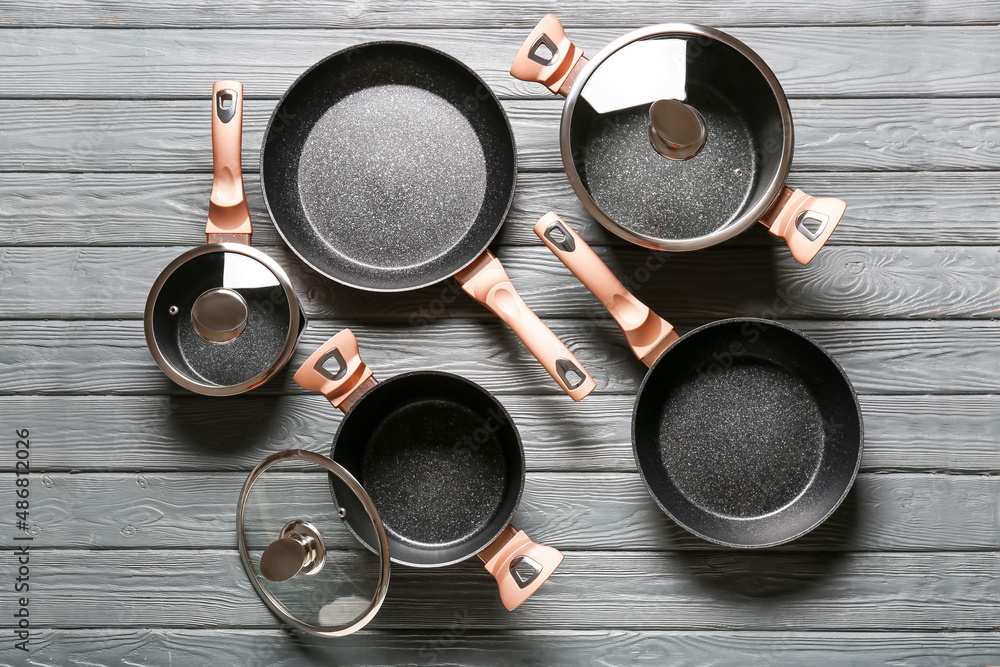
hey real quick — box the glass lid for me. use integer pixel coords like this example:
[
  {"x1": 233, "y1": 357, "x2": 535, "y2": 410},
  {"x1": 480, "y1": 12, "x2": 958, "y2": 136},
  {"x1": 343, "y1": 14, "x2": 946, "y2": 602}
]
[
  {"x1": 145, "y1": 243, "x2": 302, "y2": 395},
  {"x1": 566, "y1": 26, "x2": 789, "y2": 244},
  {"x1": 237, "y1": 449, "x2": 391, "y2": 637}
]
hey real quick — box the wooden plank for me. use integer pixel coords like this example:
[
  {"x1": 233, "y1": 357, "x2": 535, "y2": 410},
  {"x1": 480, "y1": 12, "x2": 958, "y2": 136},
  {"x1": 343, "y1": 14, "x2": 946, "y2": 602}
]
[
  {"x1": 3, "y1": 394, "x2": 996, "y2": 473},
  {"x1": 8, "y1": 549, "x2": 1000, "y2": 630},
  {"x1": 10, "y1": 628, "x2": 1000, "y2": 667},
  {"x1": 12, "y1": 471, "x2": 1000, "y2": 552},
  {"x1": 7, "y1": 172, "x2": 999, "y2": 248},
  {"x1": 0, "y1": 319, "x2": 996, "y2": 396},
  {"x1": 2, "y1": 0, "x2": 997, "y2": 28},
  {"x1": 2, "y1": 245, "x2": 996, "y2": 320},
  {"x1": 3, "y1": 98, "x2": 1000, "y2": 173},
  {"x1": 2, "y1": 27, "x2": 1000, "y2": 99}
]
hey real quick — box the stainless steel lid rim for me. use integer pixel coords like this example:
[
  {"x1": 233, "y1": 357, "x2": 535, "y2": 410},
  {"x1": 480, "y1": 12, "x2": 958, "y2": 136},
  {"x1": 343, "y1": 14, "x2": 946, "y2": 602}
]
[
  {"x1": 144, "y1": 243, "x2": 304, "y2": 396},
  {"x1": 236, "y1": 449, "x2": 391, "y2": 637},
  {"x1": 560, "y1": 22, "x2": 794, "y2": 251}
]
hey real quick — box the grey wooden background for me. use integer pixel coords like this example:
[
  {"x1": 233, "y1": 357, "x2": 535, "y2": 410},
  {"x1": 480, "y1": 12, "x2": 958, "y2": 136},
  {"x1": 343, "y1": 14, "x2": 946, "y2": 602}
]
[{"x1": 1, "y1": 0, "x2": 1000, "y2": 665}]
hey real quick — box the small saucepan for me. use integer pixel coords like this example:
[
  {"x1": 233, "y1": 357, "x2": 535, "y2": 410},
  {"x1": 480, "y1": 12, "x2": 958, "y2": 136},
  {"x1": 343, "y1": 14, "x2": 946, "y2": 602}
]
[
  {"x1": 276, "y1": 329, "x2": 563, "y2": 612},
  {"x1": 145, "y1": 81, "x2": 305, "y2": 395},
  {"x1": 512, "y1": 16, "x2": 847, "y2": 265},
  {"x1": 535, "y1": 213, "x2": 863, "y2": 547}
]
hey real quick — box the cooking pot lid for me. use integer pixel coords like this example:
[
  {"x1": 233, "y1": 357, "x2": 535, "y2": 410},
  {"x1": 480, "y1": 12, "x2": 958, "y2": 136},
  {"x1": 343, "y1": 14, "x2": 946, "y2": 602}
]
[
  {"x1": 567, "y1": 26, "x2": 788, "y2": 243},
  {"x1": 237, "y1": 449, "x2": 391, "y2": 637},
  {"x1": 145, "y1": 243, "x2": 303, "y2": 395}
]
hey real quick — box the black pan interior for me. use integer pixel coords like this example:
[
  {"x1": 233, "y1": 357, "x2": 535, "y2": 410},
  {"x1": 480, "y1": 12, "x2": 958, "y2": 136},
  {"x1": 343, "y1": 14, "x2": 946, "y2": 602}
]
[
  {"x1": 633, "y1": 318, "x2": 862, "y2": 548},
  {"x1": 261, "y1": 42, "x2": 517, "y2": 291},
  {"x1": 329, "y1": 372, "x2": 524, "y2": 567}
]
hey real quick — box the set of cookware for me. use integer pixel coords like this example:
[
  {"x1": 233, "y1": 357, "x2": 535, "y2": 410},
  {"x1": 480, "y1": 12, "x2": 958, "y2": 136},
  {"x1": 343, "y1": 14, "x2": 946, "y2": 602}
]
[{"x1": 144, "y1": 16, "x2": 863, "y2": 637}]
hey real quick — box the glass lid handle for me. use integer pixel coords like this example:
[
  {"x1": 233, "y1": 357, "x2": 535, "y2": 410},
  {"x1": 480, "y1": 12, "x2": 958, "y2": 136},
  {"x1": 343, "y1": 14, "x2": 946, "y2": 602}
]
[{"x1": 259, "y1": 520, "x2": 327, "y2": 582}]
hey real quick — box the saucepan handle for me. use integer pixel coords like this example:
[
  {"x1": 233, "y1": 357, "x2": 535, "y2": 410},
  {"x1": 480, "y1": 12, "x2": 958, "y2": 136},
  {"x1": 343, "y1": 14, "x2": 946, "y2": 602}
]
[
  {"x1": 479, "y1": 525, "x2": 564, "y2": 611},
  {"x1": 534, "y1": 213, "x2": 678, "y2": 368},
  {"x1": 456, "y1": 250, "x2": 596, "y2": 401},
  {"x1": 759, "y1": 187, "x2": 846, "y2": 265},
  {"x1": 206, "y1": 80, "x2": 252, "y2": 244},
  {"x1": 510, "y1": 14, "x2": 587, "y2": 96},
  {"x1": 293, "y1": 329, "x2": 376, "y2": 413}
]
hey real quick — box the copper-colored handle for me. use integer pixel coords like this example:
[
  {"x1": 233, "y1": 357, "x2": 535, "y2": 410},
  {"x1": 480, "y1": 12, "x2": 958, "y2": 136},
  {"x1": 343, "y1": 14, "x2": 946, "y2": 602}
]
[
  {"x1": 478, "y1": 525, "x2": 564, "y2": 611},
  {"x1": 293, "y1": 329, "x2": 376, "y2": 413},
  {"x1": 510, "y1": 14, "x2": 588, "y2": 97},
  {"x1": 759, "y1": 186, "x2": 846, "y2": 265},
  {"x1": 456, "y1": 250, "x2": 596, "y2": 401},
  {"x1": 534, "y1": 213, "x2": 678, "y2": 368},
  {"x1": 206, "y1": 80, "x2": 252, "y2": 244}
]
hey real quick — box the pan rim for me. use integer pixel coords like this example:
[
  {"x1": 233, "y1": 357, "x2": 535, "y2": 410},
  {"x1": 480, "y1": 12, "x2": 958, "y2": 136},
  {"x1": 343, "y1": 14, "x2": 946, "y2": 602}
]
[
  {"x1": 631, "y1": 317, "x2": 864, "y2": 549},
  {"x1": 259, "y1": 40, "x2": 518, "y2": 293},
  {"x1": 329, "y1": 370, "x2": 527, "y2": 568}
]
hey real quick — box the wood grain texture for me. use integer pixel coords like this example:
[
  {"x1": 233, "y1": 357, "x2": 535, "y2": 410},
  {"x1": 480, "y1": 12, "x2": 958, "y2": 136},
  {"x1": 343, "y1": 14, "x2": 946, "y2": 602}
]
[
  {"x1": 3, "y1": 98, "x2": 1000, "y2": 173},
  {"x1": 2, "y1": 245, "x2": 996, "y2": 320},
  {"x1": 7, "y1": 172, "x2": 1000, "y2": 248},
  {"x1": 1, "y1": 319, "x2": 997, "y2": 396},
  {"x1": 2, "y1": 394, "x2": 996, "y2": 473},
  {"x1": 3, "y1": 27, "x2": 1000, "y2": 99},
  {"x1": 7, "y1": 629, "x2": 1000, "y2": 667},
  {"x1": 12, "y1": 471, "x2": 1000, "y2": 551},
  {"x1": 8, "y1": 549, "x2": 1000, "y2": 630},
  {"x1": 3, "y1": 0, "x2": 998, "y2": 27}
]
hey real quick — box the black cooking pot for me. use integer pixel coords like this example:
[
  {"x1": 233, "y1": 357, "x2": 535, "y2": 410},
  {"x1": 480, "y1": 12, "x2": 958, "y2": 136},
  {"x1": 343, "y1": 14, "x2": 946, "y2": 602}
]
[{"x1": 512, "y1": 16, "x2": 847, "y2": 265}]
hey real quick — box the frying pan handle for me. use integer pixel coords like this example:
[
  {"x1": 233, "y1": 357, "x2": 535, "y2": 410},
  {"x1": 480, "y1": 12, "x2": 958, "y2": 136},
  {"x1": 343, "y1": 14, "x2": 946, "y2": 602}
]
[
  {"x1": 478, "y1": 525, "x2": 564, "y2": 611},
  {"x1": 759, "y1": 187, "x2": 846, "y2": 265},
  {"x1": 456, "y1": 250, "x2": 596, "y2": 401},
  {"x1": 510, "y1": 14, "x2": 588, "y2": 97},
  {"x1": 293, "y1": 329, "x2": 376, "y2": 413},
  {"x1": 206, "y1": 80, "x2": 252, "y2": 245},
  {"x1": 534, "y1": 213, "x2": 679, "y2": 368}
]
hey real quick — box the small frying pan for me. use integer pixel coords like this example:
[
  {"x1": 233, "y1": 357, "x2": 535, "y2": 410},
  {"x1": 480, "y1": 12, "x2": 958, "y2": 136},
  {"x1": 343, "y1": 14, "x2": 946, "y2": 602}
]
[
  {"x1": 261, "y1": 41, "x2": 594, "y2": 400},
  {"x1": 291, "y1": 329, "x2": 564, "y2": 610},
  {"x1": 535, "y1": 213, "x2": 863, "y2": 548}
]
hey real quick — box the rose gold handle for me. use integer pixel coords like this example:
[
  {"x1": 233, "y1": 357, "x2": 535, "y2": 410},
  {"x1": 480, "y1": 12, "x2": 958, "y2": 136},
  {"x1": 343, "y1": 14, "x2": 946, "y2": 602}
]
[
  {"x1": 478, "y1": 525, "x2": 564, "y2": 611},
  {"x1": 293, "y1": 329, "x2": 376, "y2": 414},
  {"x1": 534, "y1": 213, "x2": 678, "y2": 368},
  {"x1": 510, "y1": 14, "x2": 588, "y2": 97},
  {"x1": 759, "y1": 187, "x2": 846, "y2": 265},
  {"x1": 206, "y1": 80, "x2": 252, "y2": 245},
  {"x1": 456, "y1": 250, "x2": 596, "y2": 401}
]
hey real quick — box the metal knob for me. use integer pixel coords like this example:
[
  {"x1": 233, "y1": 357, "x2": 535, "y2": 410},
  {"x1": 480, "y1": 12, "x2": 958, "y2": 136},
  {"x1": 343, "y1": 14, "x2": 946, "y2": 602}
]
[
  {"x1": 648, "y1": 99, "x2": 706, "y2": 160},
  {"x1": 259, "y1": 520, "x2": 326, "y2": 582},
  {"x1": 190, "y1": 287, "x2": 248, "y2": 343}
]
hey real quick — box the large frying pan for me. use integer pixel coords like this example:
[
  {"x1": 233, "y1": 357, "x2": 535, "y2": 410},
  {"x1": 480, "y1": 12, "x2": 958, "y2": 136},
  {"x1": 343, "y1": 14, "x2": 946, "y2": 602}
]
[
  {"x1": 261, "y1": 41, "x2": 594, "y2": 400},
  {"x1": 535, "y1": 213, "x2": 863, "y2": 548}
]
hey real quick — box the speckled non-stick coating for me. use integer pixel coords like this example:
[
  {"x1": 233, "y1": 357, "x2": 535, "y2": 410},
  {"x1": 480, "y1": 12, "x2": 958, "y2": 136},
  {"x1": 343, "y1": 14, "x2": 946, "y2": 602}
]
[
  {"x1": 327, "y1": 372, "x2": 524, "y2": 568},
  {"x1": 261, "y1": 42, "x2": 516, "y2": 292},
  {"x1": 633, "y1": 319, "x2": 863, "y2": 548}
]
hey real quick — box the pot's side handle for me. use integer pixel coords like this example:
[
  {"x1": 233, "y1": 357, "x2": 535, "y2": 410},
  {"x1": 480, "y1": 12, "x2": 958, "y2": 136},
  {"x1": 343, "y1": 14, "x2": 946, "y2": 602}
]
[
  {"x1": 534, "y1": 213, "x2": 679, "y2": 368},
  {"x1": 206, "y1": 81, "x2": 252, "y2": 245},
  {"x1": 456, "y1": 250, "x2": 596, "y2": 401},
  {"x1": 759, "y1": 187, "x2": 846, "y2": 265},
  {"x1": 293, "y1": 329, "x2": 376, "y2": 413},
  {"x1": 479, "y1": 525, "x2": 564, "y2": 611},
  {"x1": 510, "y1": 14, "x2": 587, "y2": 97}
]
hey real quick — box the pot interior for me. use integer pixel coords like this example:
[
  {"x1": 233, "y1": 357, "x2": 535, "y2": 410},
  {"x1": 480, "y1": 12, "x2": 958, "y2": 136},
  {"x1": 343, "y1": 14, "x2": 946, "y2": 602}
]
[
  {"x1": 568, "y1": 31, "x2": 787, "y2": 243},
  {"x1": 329, "y1": 372, "x2": 524, "y2": 567}
]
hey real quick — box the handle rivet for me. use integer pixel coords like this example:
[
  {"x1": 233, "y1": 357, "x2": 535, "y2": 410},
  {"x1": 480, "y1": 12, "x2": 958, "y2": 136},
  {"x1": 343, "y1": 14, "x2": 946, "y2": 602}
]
[
  {"x1": 734, "y1": 168, "x2": 743, "y2": 178},
  {"x1": 337, "y1": 507, "x2": 347, "y2": 518},
  {"x1": 168, "y1": 305, "x2": 179, "y2": 315}
]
